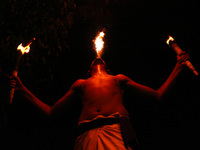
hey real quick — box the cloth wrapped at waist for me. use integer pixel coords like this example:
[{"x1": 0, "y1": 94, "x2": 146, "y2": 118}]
[
  {"x1": 77, "y1": 116, "x2": 120, "y2": 137},
  {"x1": 74, "y1": 112, "x2": 139, "y2": 150}
]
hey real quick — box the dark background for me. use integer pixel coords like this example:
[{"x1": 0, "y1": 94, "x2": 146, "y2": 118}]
[{"x1": 0, "y1": 0, "x2": 199, "y2": 149}]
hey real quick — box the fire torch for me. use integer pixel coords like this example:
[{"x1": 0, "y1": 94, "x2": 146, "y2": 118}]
[
  {"x1": 166, "y1": 35, "x2": 198, "y2": 76},
  {"x1": 10, "y1": 38, "x2": 36, "y2": 104}
]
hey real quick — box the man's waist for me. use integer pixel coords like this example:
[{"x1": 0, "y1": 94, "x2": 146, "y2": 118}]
[
  {"x1": 79, "y1": 108, "x2": 129, "y2": 122},
  {"x1": 77, "y1": 117, "x2": 120, "y2": 137}
]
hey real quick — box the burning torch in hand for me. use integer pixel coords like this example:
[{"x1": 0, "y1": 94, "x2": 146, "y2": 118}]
[
  {"x1": 166, "y1": 35, "x2": 198, "y2": 76},
  {"x1": 10, "y1": 37, "x2": 36, "y2": 104},
  {"x1": 93, "y1": 30, "x2": 105, "y2": 58}
]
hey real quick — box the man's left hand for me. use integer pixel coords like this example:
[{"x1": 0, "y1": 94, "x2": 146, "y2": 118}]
[{"x1": 177, "y1": 51, "x2": 190, "y2": 65}]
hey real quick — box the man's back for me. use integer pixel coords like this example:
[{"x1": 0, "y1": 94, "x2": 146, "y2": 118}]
[{"x1": 78, "y1": 74, "x2": 129, "y2": 122}]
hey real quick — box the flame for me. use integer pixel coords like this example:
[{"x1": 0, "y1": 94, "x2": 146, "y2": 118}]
[
  {"x1": 93, "y1": 31, "x2": 105, "y2": 57},
  {"x1": 166, "y1": 35, "x2": 174, "y2": 45},
  {"x1": 17, "y1": 43, "x2": 30, "y2": 55},
  {"x1": 17, "y1": 38, "x2": 36, "y2": 55}
]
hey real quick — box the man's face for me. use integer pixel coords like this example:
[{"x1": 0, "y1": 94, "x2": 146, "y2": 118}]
[{"x1": 90, "y1": 57, "x2": 107, "y2": 71}]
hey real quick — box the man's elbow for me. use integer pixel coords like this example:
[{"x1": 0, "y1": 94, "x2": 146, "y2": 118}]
[
  {"x1": 48, "y1": 107, "x2": 59, "y2": 119},
  {"x1": 42, "y1": 107, "x2": 52, "y2": 118},
  {"x1": 35, "y1": 108, "x2": 52, "y2": 120},
  {"x1": 44, "y1": 109, "x2": 52, "y2": 119},
  {"x1": 155, "y1": 92, "x2": 162, "y2": 101},
  {"x1": 48, "y1": 109, "x2": 52, "y2": 116}
]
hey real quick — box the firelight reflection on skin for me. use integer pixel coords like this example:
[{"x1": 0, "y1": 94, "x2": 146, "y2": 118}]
[{"x1": 11, "y1": 49, "x2": 190, "y2": 150}]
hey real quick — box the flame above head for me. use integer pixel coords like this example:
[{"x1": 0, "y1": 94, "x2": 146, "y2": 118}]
[
  {"x1": 17, "y1": 38, "x2": 36, "y2": 55},
  {"x1": 93, "y1": 30, "x2": 105, "y2": 57},
  {"x1": 166, "y1": 35, "x2": 174, "y2": 45}
]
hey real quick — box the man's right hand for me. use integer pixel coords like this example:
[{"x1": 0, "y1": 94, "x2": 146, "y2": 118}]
[{"x1": 10, "y1": 76, "x2": 24, "y2": 91}]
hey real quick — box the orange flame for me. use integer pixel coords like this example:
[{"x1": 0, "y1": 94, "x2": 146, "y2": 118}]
[
  {"x1": 17, "y1": 38, "x2": 36, "y2": 55},
  {"x1": 166, "y1": 35, "x2": 174, "y2": 45},
  {"x1": 93, "y1": 31, "x2": 105, "y2": 57}
]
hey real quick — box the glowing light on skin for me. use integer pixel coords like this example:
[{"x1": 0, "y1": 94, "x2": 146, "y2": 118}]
[{"x1": 97, "y1": 64, "x2": 102, "y2": 76}]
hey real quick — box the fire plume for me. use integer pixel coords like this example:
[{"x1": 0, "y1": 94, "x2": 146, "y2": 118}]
[
  {"x1": 166, "y1": 35, "x2": 174, "y2": 45},
  {"x1": 17, "y1": 38, "x2": 36, "y2": 55},
  {"x1": 93, "y1": 30, "x2": 105, "y2": 57}
]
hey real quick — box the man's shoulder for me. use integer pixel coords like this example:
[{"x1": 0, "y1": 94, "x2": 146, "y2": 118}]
[
  {"x1": 116, "y1": 74, "x2": 129, "y2": 80},
  {"x1": 71, "y1": 79, "x2": 86, "y2": 89},
  {"x1": 74, "y1": 79, "x2": 86, "y2": 85},
  {"x1": 115, "y1": 74, "x2": 134, "y2": 84}
]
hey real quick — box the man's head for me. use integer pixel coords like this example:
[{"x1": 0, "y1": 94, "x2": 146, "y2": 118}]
[{"x1": 87, "y1": 57, "x2": 110, "y2": 77}]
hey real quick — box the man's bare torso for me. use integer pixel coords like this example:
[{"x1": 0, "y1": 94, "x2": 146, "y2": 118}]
[{"x1": 78, "y1": 74, "x2": 129, "y2": 122}]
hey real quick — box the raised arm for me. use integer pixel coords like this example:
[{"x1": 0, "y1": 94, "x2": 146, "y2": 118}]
[
  {"x1": 13, "y1": 76, "x2": 84, "y2": 117},
  {"x1": 117, "y1": 52, "x2": 189, "y2": 101},
  {"x1": 156, "y1": 52, "x2": 190, "y2": 99},
  {"x1": 51, "y1": 79, "x2": 84, "y2": 117},
  {"x1": 117, "y1": 74, "x2": 159, "y2": 99}
]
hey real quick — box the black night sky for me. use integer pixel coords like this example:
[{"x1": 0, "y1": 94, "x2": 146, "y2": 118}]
[{"x1": 0, "y1": 0, "x2": 200, "y2": 150}]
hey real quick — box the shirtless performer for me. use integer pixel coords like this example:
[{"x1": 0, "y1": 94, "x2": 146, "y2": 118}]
[{"x1": 12, "y1": 52, "x2": 189, "y2": 150}]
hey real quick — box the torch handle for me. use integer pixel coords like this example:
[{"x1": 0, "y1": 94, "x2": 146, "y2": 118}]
[
  {"x1": 10, "y1": 70, "x2": 18, "y2": 104},
  {"x1": 169, "y1": 42, "x2": 183, "y2": 54},
  {"x1": 169, "y1": 41, "x2": 198, "y2": 75},
  {"x1": 10, "y1": 88, "x2": 15, "y2": 104},
  {"x1": 185, "y1": 60, "x2": 199, "y2": 76}
]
